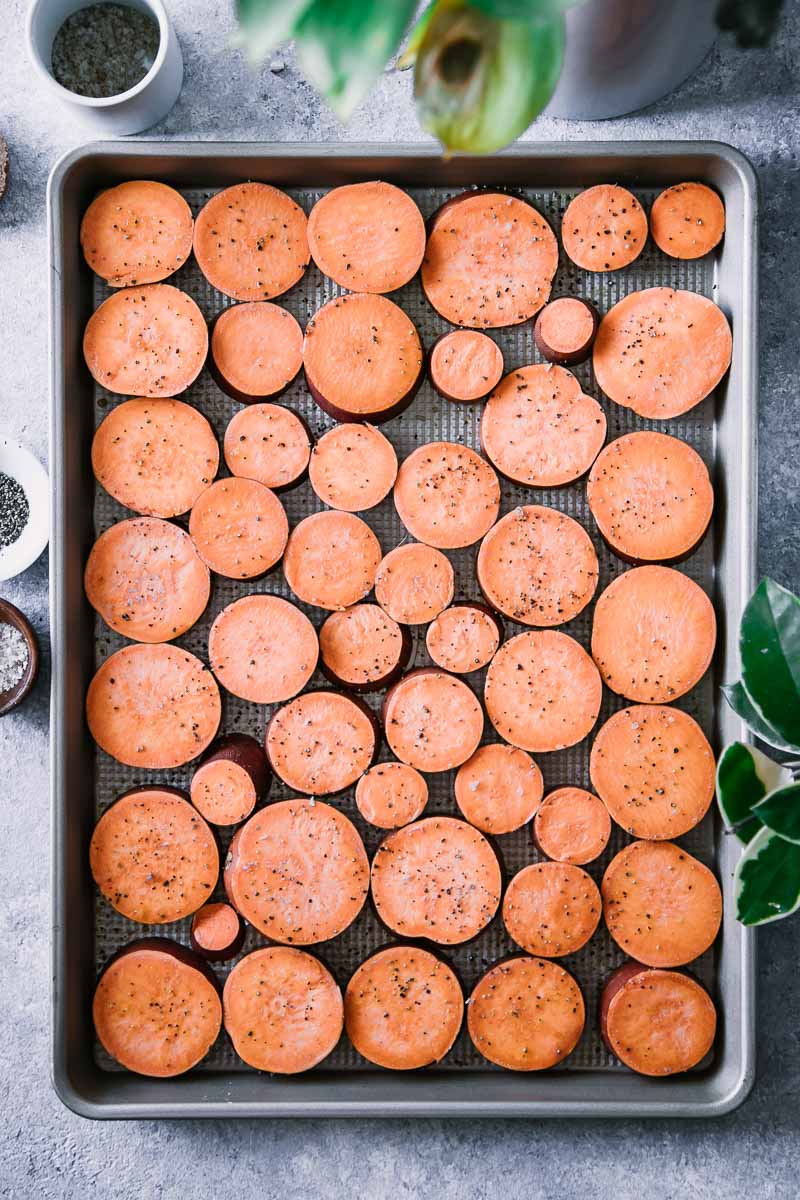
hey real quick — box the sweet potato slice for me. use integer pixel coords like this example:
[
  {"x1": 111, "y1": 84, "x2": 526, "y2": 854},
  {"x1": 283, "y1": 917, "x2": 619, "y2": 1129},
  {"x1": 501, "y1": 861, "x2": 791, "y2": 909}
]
[
  {"x1": 533, "y1": 787, "x2": 610, "y2": 866},
  {"x1": 650, "y1": 182, "x2": 725, "y2": 260},
  {"x1": 283, "y1": 510, "x2": 382, "y2": 610},
  {"x1": 601, "y1": 840, "x2": 722, "y2": 967},
  {"x1": 223, "y1": 402, "x2": 311, "y2": 492},
  {"x1": 425, "y1": 602, "x2": 502, "y2": 674},
  {"x1": 189, "y1": 477, "x2": 288, "y2": 579},
  {"x1": 503, "y1": 862, "x2": 601, "y2": 957},
  {"x1": 481, "y1": 365, "x2": 606, "y2": 488},
  {"x1": 477, "y1": 506, "x2": 599, "y2": 627},
  {"x1": 210, "y1": 302, "x2": 303, "y2": 402},
  {"x1": 193, "y1": 182, "x2": 309, "y2": 301},
  {"x1": 587, "y1": 431, "x2": 714, "y2": 564},
  {"x1": 374, "y1": 543, "x2": 454, "y2": 626},
  {"x1": 561, "y1": 184, "x2": 647, "y2": 272},
  {"x1": 319, "y1": 603, "x2": 411, "y2": 693},
  {"x1": 484, "y1": 630, "x2": 601, "y2": 753},
  {"x1": 309, "y1": 423, "x2": 398, "y2": 512},
  {"x1": 355, "y1": 761, "x2": 428, "y2": 829},
  {"x1": 345, "y1": 946, "x2": 463, "y2": 1069},
  {"x1": 266, "y1": 691, "x2": 378, "y2": 795},
  {"x1": 533, "y1": 297, "x2": 599, "y2": 366},
  {"x1": 304, "y1": 293, "x2": 423, "y2": 423},
  {"x1": 208, "y1": 594, "x2": 318, "y2": 704},
  {"x1": 592, "y1": 566, "x2": 716, "y2": 703},
  {"x1": 307, "y1": 181, "x2": 426, "y2": 293},
  {"x1": 93, "y1": 939, "x2": 222, "y2": 1077},
  {"x1": 86, "y1": 643, "x2": 221, "y2": 768},
  {"x1": 429, "y1": 330, "x2": 504, "y2": 401},
  {"x1": 190, "y1": 732, "x2": 271, "y2": 826},
  {"x1": 383, "y1": 668, "x2": 483, "y2": 773},
  {"x1": 454, "y1": 743, "x2": 543, "y2": 835},
  {"x1": 92, "y1": 398, "x2": 219, "y2": 519},
  {"x1": 224, "y1": 947, "x2": 343, "y2": 1072},
  {"x1": 589, "y1": 704, "x2": 715, "y2": 840},
  {"x1": 80, "y1": 180, "x2": 193, "y2": 287},
  {"x1": 422, "y1": 191, "x2": 558, "y2": 327},
  {"x1": 84, "y1": 516, "x2": 210, "y2": 643},
  {"x1": 393, "y1": 442, "x2": 500, "y2": 550},
  {"x1": 592, "y1": 287, "x2": 733, "y2": 419},
  {"x1": 467, "y1": 956, "x2": 585, "y2": 1071},
  {"x1": 371, "y1": 816, "x2": 501, "y2": 944},
  {"x1": 224, "y1": 799, "x2": 369, "y2": 942},
  {"x1": 90, "y1": 786, "x2": 218, "y2": 923},
  {"x1": 83, "y1": 284, "x2": 208, "y2": 397},
  {"x1": 191, "y1": 902, "x2": 246, "y2": 963},
  {"x1": 603, "y1": 967, "x2": 717, "y2": 1075}
]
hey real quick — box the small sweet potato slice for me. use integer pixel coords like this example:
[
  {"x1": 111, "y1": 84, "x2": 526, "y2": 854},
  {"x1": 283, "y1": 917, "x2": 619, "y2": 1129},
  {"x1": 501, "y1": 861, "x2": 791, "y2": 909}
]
[
  {"x1": 383, "y1": 669, "x2": 483, "y2": 773},
  {"x1": 603, "y1": 967, "x2": 717, "y2": 1075},
  {"x1": 454, "y1": 743, "x2": 543, "y2": 835},
  {"x1": 283, "y1": 510, "x2": 382, "y2": 610},
  {"x1": 309, "y1": 424, "x2": 398, "y2": 512},
  {"x1": 80, "y1": 180, "x2": 193, "y2": 287},
  {"x1": 561, "y1": 185, "x2": 647, "y2": 272},
  {"x1": 210, "y1": 302, "x2": 303, "y2": 402},
  {"x1": 503, "y1": 862, "x2": 601, "y2": 957},
  {"x1": 533, "y1": 787, "x2": 611, "y2": 866},
  {"x1": 374, "y1": 543, "x2": 454, "y2": 626},
  {"x1": 208, "y1": 594, "x2": 318, "y2": 704},
  {"x1": 429, "y1": 330, "x2": 504, "y2": 401},
  {"x1": 355, "y1": 761, "x2": 428, "y2": 829},
  {"x1": 189, "y1": 477, "x2": 289, "y2": 580},
  {"x1": 223, "y1": 402, "x2": 311, "y2": 492},
  {"x1": 650, "y1": 182, "x2": 725, "y2": 260}
]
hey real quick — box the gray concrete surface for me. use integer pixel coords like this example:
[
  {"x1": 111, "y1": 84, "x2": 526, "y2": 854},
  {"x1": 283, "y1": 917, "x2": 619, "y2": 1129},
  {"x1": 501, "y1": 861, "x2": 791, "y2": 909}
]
[{"x1": 1, "y1": 1, "x2": 799, "y2": 1195}]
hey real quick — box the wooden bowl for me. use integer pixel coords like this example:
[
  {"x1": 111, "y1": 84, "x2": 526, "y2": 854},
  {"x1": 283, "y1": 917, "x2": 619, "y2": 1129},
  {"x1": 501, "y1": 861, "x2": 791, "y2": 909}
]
[{"x1": 0, "y1": 599, "x2": 39, "y2": 716}]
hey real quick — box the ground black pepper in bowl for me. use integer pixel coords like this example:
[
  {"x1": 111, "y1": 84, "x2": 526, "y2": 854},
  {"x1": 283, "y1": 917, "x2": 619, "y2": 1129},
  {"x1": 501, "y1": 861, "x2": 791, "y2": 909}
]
[
  {"x1": 51, "y1": 3, "x2": 160, "y2": 99},
  {"x1": 0, "y1": 473, "x2": 29, "y2": 549}
]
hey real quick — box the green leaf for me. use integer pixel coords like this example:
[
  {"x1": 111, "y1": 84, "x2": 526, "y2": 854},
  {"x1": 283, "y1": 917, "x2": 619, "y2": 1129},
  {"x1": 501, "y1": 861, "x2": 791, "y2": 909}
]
[
  {"x1": 467, "y1": 0, "x2": 585, "y2": 16},
  {"x1": 398, "y1": 1, "x2": 437, "y2": 69},
  {"x1": 734, "y1": 824, "x2": 800, "y2": 925},
  {"x1": 753, "y1": 781, "x2": 800, "y2": 843},
  {"x1": 295, "y1": 0, "x2": 417, "y2": 120},
  {"x1": 234, "y1": 0, "x2": 314, "y2": 64},
  {"x1": 414, "y1": 1, "x2": 565, "y2": 154},
  {"x1": 722, "y1": 680, "x2": 800, "y2": 753},
  {"x1": 739, "y1": 578, "x2": 800, "y2": 751},
  {"x1": 716, "y1": 741, "x2": 791, "y2": 843}
]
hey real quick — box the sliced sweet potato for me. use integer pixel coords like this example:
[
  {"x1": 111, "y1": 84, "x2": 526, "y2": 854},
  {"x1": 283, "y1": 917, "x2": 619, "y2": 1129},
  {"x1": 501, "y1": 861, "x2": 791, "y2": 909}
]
[
  {"x1": 477, "y1": 506, "x2": 598, "y2": 627},
  {"x1": 371, "y1": 816, "x2": 501, "y2": 943},
  {"x1": 650, "y1": 182, "x2": 725, "y2": 260},
  {"x1": 189, "y1": 477, "x2": 288, "y2": 580},
  {"x1": 591, "y1": 566, "x2": 716, "y2": 703},
  {"x1": 425, "y1": 602, "x2": 502, "y2": 674},
  {"x1": 191, "y1": 902, "x2": 246, "y2": 963},
  {"x1": 484, "y1": 630, "x2": 601, "y2": 753},
  {"x1": 208, "y1": 594, "x2": 318, "y2": 704},
  {"x1": 190, "y1": 732, "x2": 270, "y2": 826},
  {"x1": 374, "y1": 543, "x2": 454, "y2": 626},
  {"x1": 454, "y1": 743, "x2": 543, "y2": 835},
  {"x1": 589, "y1": 704, "x2": 715, "y2": 840},
  {"x1": 601, "y1": 840, "x2": 722, "y2": 967},
  {"x1": 210, "y1": 301, "x2": 303, "y2": 402},
  {"x1": 86, "y1": 643, "x2": 221, "y2": 769},
  {"x1": 383, "y1": 668, "x2": 483, "y2": 773},
  {"x1": 224, "y1": 799, "x2": 369, "y2": 942},
  {"x1": 393, "y1": 442, "x2": 500, "y2": 550},
  {"x1": 592, "y1": 287, "x2": 733, "y2": 419},
  {"x1": 587, "y1": 431, "x2": 714, "y2": 564},
  {"x1": 429, "y1": 330, "x2": 504, "y2": 401},
  {"x1": 481, "y1": 365, "x2": 606, "y2": 488},
  {"x1": 354, "y1": 761, "x2": 428, "y2": 829},
  {"x1": 304, "y1": 293, "x2": 423, "y2": 423},
  {"x1": 283, "y1": 510, "x2": 382, "y2": 610},
  {"x1": 319, "y1": 603, "x2": 411, "y2": 693},
  {"x1": 193, "y1": 182, "x2": 309, "y2": 301},
  {"x1": 309, "y1": 423, "x2": 398, "y2": 512},
  {"x1": 603, "y1": 967, "x2": 717, "y2": 1076},
  {"x1": 266, "y1": 691, "x2": 378, "y2": 795},
  {"x1": 503, "y1": 862, "x2": 601, "y2": 957},
  {"x1": 533, "y1": 297, "x2": 599, "y2": 366},
  {"x1": 561, "y1": 184, "x2": 647, "y2": 272},
  {"x1": 92, "y1": 398, "x2": 219, "y2": 519},
  {"x1": 223, "y1": 402, "x2": 311, "y2": 492},
  {"x1": 421, "y1": 191, "x2": 558, "y2": 328},
  {"x1": 80, "y1": 180, "x2": 193, "y2": 287},
  {"x1": 307, "y1": 181, "x2": 426, "y2": 293},
  {"x1": 533, "y1": 787, "x2": 611, "y2": 866},
  {"x1": 83, "y1": 284, "x2": 208, "y2": 397}
]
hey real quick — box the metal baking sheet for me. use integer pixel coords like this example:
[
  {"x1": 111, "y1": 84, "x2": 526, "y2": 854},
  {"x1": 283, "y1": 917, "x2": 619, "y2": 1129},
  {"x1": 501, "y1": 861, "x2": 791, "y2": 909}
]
[{"x1": 49, "y1": 142, "x2": 758, "y2": 1119}]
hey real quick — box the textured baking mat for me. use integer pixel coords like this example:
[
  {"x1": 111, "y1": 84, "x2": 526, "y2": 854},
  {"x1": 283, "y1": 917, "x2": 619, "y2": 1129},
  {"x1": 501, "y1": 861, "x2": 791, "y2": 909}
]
[{"x1": 92, "y1": 184, "x2": 717, "y2": 1073}]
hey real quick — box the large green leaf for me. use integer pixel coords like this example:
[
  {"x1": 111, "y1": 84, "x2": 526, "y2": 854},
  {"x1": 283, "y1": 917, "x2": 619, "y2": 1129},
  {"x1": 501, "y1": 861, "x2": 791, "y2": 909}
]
[
  {"x1": 414, "y1": 1, "x2": 564, "y2": 153},
  {"x1": 753, "y1": 781, "x2": 800, "y2": 843},
  {"x1": 234, "y1": 0, "x2": 314, "y2": 63},
  {"x1": 295, "y1": 0, "x2": 417, "y2": 120},
  {"x1": 722, "y1": 680, "x2": 800, "y2": 753},
  {"x1": 734, "y1": 825, "x2": 800, "y2": 925},
  {"x1": 739, "y1": 578, "x2": 800, "y2": 751},
  {"x1": 716, "y1": 741, "x2": 791, "y2": 843}
]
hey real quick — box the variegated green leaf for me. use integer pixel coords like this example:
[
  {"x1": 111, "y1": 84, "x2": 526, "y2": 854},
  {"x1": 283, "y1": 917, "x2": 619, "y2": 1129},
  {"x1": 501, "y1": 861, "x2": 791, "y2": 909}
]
[
  {"x1": 739, "y1": 578, "x2": 800, "y2": 751},
  {"x1": 234, "y1": 0, "x2": 314, "y2": 64},
  {"x1": 721, "y1": 680, "x2": 799, "y2": 753},
  {"x1": 735, "y1": 825, "x2": 800, "y2": 925},
  {"x1": 716, "y1": 741, "x2": 791, "y2": 843},
  {"x1": 753, "y1": 780, "x2": 800, "y2": 843}
]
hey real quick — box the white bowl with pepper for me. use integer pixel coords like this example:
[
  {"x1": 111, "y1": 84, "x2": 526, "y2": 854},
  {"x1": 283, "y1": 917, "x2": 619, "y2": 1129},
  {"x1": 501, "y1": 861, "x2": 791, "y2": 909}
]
[{"x1": 0, "y1": 439, "x2": 49, "y2": 582}]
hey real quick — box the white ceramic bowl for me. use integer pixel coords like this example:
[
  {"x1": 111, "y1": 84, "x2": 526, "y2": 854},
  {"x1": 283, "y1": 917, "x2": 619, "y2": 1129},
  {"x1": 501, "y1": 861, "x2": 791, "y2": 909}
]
[
  {"x1": 0, "y1": 439, "x2": 49, "y2": 582},
  {"x1": 26, "y1": 0, "x2": 183, "y2": 136}
]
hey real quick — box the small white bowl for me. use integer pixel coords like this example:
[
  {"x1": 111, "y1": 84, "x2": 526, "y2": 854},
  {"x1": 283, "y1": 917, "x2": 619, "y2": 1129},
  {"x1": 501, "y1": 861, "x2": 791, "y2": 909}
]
[
  {"x1": 0, "y1": 439, "x2": 49, "y2": 582},
  {"x1": 26, "y1": 0, "x2": 183, "y2": 136}
]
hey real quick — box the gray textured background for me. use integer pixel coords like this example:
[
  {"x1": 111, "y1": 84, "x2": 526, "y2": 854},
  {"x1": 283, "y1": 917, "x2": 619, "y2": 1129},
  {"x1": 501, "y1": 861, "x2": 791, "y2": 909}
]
[{"x1": 1, "y1": 1, "x2": 799, "y2": 1195}]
